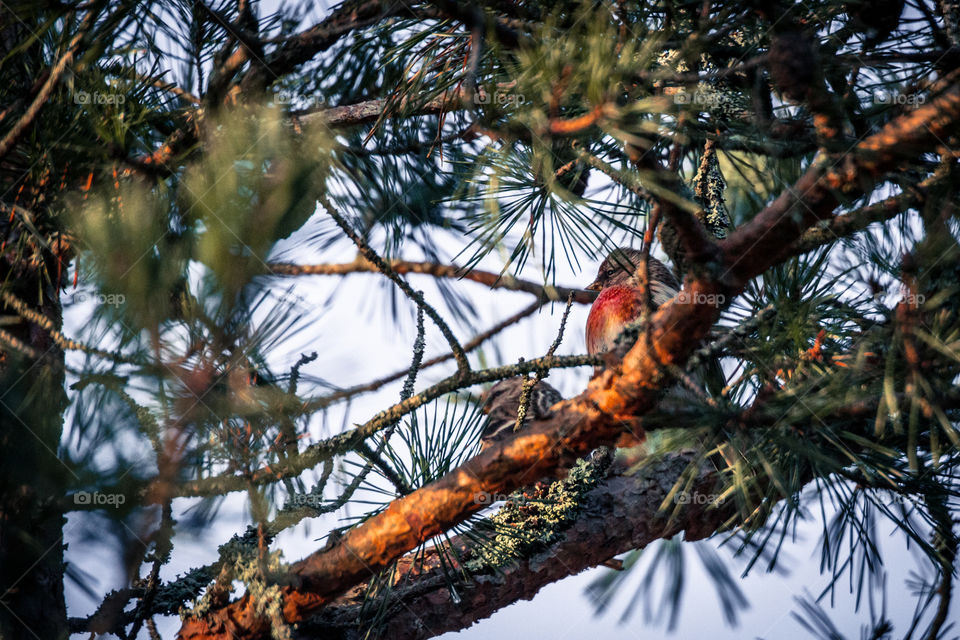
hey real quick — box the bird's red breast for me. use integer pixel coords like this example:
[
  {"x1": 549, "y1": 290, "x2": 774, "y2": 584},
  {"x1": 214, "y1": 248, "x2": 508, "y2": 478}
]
[{"x1": 586, "y1": 285, "x2": 642, "y2": 355}]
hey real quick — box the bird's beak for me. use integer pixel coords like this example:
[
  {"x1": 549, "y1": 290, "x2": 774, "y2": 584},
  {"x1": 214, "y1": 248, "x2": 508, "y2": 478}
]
[{"x1": 586, "y1": 280, "x2": 602, "y2": 292}]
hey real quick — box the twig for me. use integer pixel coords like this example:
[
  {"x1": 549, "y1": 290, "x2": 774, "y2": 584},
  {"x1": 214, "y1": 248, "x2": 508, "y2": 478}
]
[
  {"x1": 310, "y1": 300, "x2": 544, "y2": 410},
  {"x1": 577, "y1": 149, "x2": 653, "y2": 203},
  {"x1": 170, "y1": 353, "x2": 600, "y2": 500},
  {"x1": 357, "y1": 304, "x2": 428, "y2": 497},
  {"x1": 269, "y1": 258, "x2": 594, "y2": 303},
  {"x1": 1, "y1": 290, "x2": 145, "y2": 365},
  {"x1": 787, "y1": 189, "x2": 927, "y2": 258},
  {"x1": 146, "y1": 75, "x2": 201, "y2": 104},
  {"x1": 685, "y1": 305, "x2": 777, "y2": 370},
  {"x1": 0, "y1": 327, "x2": 40, "y2": 359},
  {"x1": 320, "y1": 194, "x2": 471, "y2": 375},
  {"x1": 513, "y1": 293, "x2": 574, "y2": 431}
]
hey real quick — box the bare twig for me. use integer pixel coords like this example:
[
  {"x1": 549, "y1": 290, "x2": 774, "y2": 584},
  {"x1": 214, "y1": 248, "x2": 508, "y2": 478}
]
[
  {"x1": 513, "y1": 293, "x2": 574, "y2": 431},
  {"x1": 268, "y1": 258, "x2": 594, "y2": 304},
  {"x1": 320, "y1": 194, "x2": 471, "y2": 375},
  {"x1": 309, "y1": 299, "x2": 545, "y2": 410}
]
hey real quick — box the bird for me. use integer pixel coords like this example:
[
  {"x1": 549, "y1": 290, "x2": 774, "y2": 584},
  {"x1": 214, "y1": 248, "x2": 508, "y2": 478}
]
[
  {"x1": 479, "y1": 377, "x2": 563, "y2": 450},
  {"x1": 585, "y1": 248, "x2": 681, "y2": 356},
  {"x1": 585, "y1": 247, "x2": 727, "y2": 402}
]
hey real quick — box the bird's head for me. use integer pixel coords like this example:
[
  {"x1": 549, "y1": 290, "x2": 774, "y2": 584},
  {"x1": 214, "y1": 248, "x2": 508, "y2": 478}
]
[
  {"x1": 480, "y1": 378, "x2": 524, "y2": 415},
  {"x1": 586, "y1": 248, "x2": 645, "y2": 291}
]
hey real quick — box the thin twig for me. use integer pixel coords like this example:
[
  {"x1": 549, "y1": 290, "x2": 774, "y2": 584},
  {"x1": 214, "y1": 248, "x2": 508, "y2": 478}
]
[
  {"x1": 320, "y1": 194, "x2": 471, "y2": 375},
  {"x1": 1, "y1": 290, "x2": 144, "y2": 365},
  {"x1": 686, "y1": 305, "x2": 776, "y2": 370},
  {"x1": 169, "y1": 353, "x2": 600, "y2": 500},
  {"x1": 514, "y1": 293, "x2": 574, "y2": 431},
  {"x1": 310, "y1": 299, "x2": 544, "y2": 410},
  {"x1": 357, "y1": 304, "x2": 427, "y2": 497},
  {"x1": 268, "y1": 258, "x2": 594, "y2": 304}
]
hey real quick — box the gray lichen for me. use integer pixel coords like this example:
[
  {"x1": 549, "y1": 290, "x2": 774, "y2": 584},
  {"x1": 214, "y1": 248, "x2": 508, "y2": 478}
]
[
  {"x1": 694, "y1": 142, "x2": 731, "y2": 240},
  {"x1": 466, "y1": 458, "x2": 605, "y2": 571},
  {"x1": 181, "y1": 547, "x2": 292, "y2": 640}
]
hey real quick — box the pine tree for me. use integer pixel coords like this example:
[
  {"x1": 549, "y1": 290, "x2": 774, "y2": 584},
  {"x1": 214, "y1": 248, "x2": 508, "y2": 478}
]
[{"x1": 1, "y1": 1, "x2": 959, "y2": 639}]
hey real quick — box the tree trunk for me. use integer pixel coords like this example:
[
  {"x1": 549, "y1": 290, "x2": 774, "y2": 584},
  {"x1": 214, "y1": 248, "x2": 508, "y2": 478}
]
[
  {"x1": 0, "y1": 12, "x2": 69, "y2": 629},
  {"x1": 0, "y1": 268, "x2": 69, "y2": 638}
]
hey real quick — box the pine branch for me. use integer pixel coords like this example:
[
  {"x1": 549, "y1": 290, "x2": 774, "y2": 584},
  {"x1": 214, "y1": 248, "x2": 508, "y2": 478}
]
[
  {"x1": 429, "y1": 0, "x2": 522, "y2": 49},
  {"x1": 297, "y1": 86, "x2": 477, "y2": 129},
  {"x1": 720, "y1": 70, "x2": 960, "y2": 288},
  {"x1": 169, "y1": 353, "x2": 598, "y2": 500},
  {"x1": 68, "y1": 353, "x2": 600, "y2": 512},
  {"x1": 628, "y1": 150, "x2": 723, "y2": 276},
  {"x1": 513, "y1": 293, "x2": 573, "y2": 431},
  {"x1": 298, "y1": 453, "x2": 724, "y2": 640},
  {"x1": 0, "y1": 8, "x2": 98, "y2": 161},
  {"x1": 787, "y1": 187, "x2": 929, "y2": 257},
  {"x1": 239, "y1": 0, "x2": 428, "y2": 94},
  {"x1": 1, "y1": 291, "x2": 145, "y2": 365}
]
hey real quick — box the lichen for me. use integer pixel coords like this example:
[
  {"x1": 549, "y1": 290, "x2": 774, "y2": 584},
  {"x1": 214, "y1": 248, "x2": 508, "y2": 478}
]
[
  {"x1": 466, "y1": 458, "x2": 604, "y2": 571},
  {"x1": 181, "y1": 547, "x2": 292, "y2": 640},
  {"x1": 153, "y1": 565, "x2": 216, "y2": 615},
  {"x1": 693, "y1": 145, "x2": 731, "y2": 240}
]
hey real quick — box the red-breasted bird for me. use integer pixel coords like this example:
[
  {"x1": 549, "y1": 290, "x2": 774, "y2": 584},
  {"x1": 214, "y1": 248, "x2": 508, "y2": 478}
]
[
  {"x1": 480, "y1": 377, "x2": 563, "y2": 450},
  {"x1": 585, "y1": 248, "x2": 681, "y2": 356},
  {"x1": 586, "y1": 247, "x2": 726, "y2": 397}
]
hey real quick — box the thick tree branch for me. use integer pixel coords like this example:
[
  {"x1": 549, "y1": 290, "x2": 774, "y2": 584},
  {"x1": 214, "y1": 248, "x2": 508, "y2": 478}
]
[
  {"x1": 297, "y1": 86, "x2": 475, "y2": 129},
  {"x1": 719, "y1": 74, "x2": 960, "y2": 287},
  {"x1": 297, "y1": 453, "x2": 724, "y2": 640},
  {"x1": 241, "y1": 1, "x2": 428, "y2": 94},
  {"x1": 628, "y1": 149, "x2": 723, "y2": 276},
  {"x1": 787, "y1": 186, "x2": 928, "y2": 257}
]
